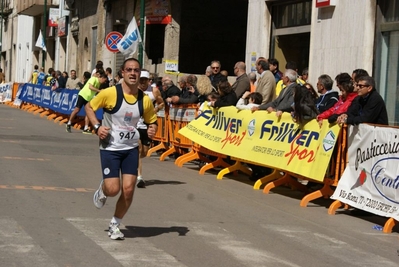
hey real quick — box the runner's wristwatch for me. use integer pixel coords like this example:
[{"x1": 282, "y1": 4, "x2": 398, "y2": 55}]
[{"x1": 94, "y1": 123, "x2": 101, "y2": 134}]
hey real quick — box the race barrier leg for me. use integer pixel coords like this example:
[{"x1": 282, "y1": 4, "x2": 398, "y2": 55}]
[
  {"x1": 383, "y1": 218, "x2": 398, "y2": 233},
  {"x1": 40, "y1": 110, "x2": 50, "y2": 117},
  {"x1": 147, "y1": 141, "x2": 169, "y2": 157},
  {"x1": 175, "y1": 150, "x2": 197, "y2": 167},
  {"x1": 253, "y1": 170, "x2": 283, "y2": 190},
  {"x1": 263, "y1": 173, "x2": 309, "y2": 194},
  {"x1": 328, "y1": 200, "x2": 397, "y2": 233},
  {"x1": 33, "y1": 108, "x2": 45, "y2": 115},
  {"x1": 199, "y1": 156, "x2": 230, "y2": 175},
  {"x1": 216, "y1": 160, "x2": 252, "y2": 180},
  {"x1": 160, "y1": 146, "x2": 177, "y2": 161},
  {"x1": 327, "y1": 200, "x2": 349, "y2": 214},
  {"x1": 300, "y1": 178, "x2": 335, "y2": 207}
]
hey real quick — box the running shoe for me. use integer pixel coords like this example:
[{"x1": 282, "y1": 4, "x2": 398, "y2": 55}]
[
  {"x1": 108, "y1": 223, "x2": 125, "y2": 240},
  {"x1": 82, "y1": 129, "x2": 92, "y2": 134},
  {"x1": 93, "y1": 180, "x2": 107, "y2": 209},
  {"x1": 137, "y1": 177, "x2": 146, "y2": 188},
  {"x1": 66, "y1": 124, "x2": 71, "y2": 133}
]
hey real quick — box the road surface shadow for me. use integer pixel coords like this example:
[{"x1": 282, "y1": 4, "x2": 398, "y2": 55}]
[{"x1": 123, "y1": 225, "x2": 190, "y2": 238}]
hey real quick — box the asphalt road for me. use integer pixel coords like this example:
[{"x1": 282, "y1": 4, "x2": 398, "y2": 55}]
[{"x1": 1, "y1": 104, "x2": 398, "y2": 267}]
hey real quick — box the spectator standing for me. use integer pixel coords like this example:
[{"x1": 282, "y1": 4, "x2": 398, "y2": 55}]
[
  {"x1": 301, "y1": 68, "x2": 309, "y2": 82},
  {"x1": 255, "y1": 59, "x2": 276, "y2": 105},
  {"x1": 169, "y1": 74, "x2": 199, "y2": 104},
  {"x1": 114, "y1": 70, "x2": 123, "y2": 85},
  {"x1": 304, "y1": 82, "x2": 318, "y2": 102},
  {"x1": 337, "y1": 76, "x2": 388, "y2": 125},
  {"x1": 196, "y1": 75, "x2": 214, "y2": 105},
  {"x1": 37, "y1": 67, "x2": 46, "y2": 85},
  {"x1": 291, "y1": 84, "x2": 318, "y2": 124},
  {"x1": 205, "y1": 66, "x2": 212, "y2": 77},
  {"x1": 0, "y1": 68, "x2": 5, "y2": 83},
  {"x1": 161, "y1": 76, "x2": 181, "y2": 102},
  {"x1": 45, "y1": 68, "x2": 55, "y2": 86},
  {"x1": 62, "y1": 71, "x2": 69, "y2": 81},
  {"x1": 29, "y1": 65, "x2": 39, "y2": 84},
  {"x1": 86, "y1": 58, "x2": 157, "y2": 240},
  {"x1": 352, "y1": 69, "x2": 369, "y2": 84},
  {"x1": 316, "y1": 74, "x2": 339, "y2": 113},
  {"x1": 66, "y1": 70, "x2": 81, "y2": 89},
  {"x1": 231, "y1": 61, "x2": 250, "y2": 100},
  {"x1": 317, "y1": 73, "x2": 357, "y2": 124},
  {"x1": 56, "y1": 70, "x2": 67, "y2": 89},
  {"x1": 275, "y1": 61, "x2": 305, "y2": 96},
  {"x1": 210, "y1": 80, "x2": 237, "y2": 108},
  {"x1": 248, "y1": 72, "x2": 257, "y2": 92},
  {"x1": 254, "y1": 69, "x2": 297, "y2": 118},
  {"x1": 268, "y1": 58, "x2": 283, "y2": 83},
  {"x1": 209, "y1": 60, "x2": 225, "y2": 89},
  {"x1": 91, "y1": 60, "x2": 104, "y2": 76},
  {"x1": 106, "y1": 67, "x2": 114, "y2": 86},
  {"x1": 49, "y1": 71, "x2": 59, "y2": 90}
]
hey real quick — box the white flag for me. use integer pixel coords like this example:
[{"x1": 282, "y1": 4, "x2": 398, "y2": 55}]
[
  {"x1": 35, "y1": 30, "x2": 47, "y2": 51},
  {"x1": 117, "y1": 17, "x2": 142, "y2": 56}
]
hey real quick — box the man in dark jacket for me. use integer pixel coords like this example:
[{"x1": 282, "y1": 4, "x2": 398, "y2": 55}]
[
  {"x1": 316, "y1": 74, "x2": 339, "y2": 113},
  {"x1": 208, "y1": 60, "x2": 225, "y2": 89},
  {"x1": 161, "y1": 76, "x2": 181, "y2": 103},
  {"x1": 337, "y1": 76, "x2": 388, "y2": 125},
  {"x1": 169, "y1": 74, "x2": 199, "y2": 104}
]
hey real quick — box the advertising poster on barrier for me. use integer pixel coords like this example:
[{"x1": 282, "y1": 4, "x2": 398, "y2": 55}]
[
  {"x1": 179, "y1": 105, "x2": 341, "y2": 181},
  {"x1": 13, "y1": 83, "x2": 25, "y2": 106},
  {"x1": 0, "y1": 82, "x2": 13, "y2": 103},
  {"x1": 331, "y1": 124, "x2": 399, "y2": 220},
  {"x1": 18, "y1": 84, "x2": 103, "y2": 120}
]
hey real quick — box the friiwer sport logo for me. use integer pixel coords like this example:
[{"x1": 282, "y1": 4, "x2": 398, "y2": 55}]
[{"x1": 322, "y1": 130, "x2": 336, "y2": 152}]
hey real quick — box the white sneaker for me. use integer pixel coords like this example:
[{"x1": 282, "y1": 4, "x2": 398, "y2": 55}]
[
  {"x1": 93, "y1": 180, "x2": 107, "y2": 209},
  {"x1": 108, "y1": 223, "x2": 124, "y2": 240},
  {"x1": 137, "y1": 176, "x2": 146, "y2": 188}
]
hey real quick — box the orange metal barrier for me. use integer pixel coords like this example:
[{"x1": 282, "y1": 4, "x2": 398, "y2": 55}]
[
  {"x1": 147, "y1": 107, "x2": 169, "y2": 157},
  {"x1": 215, "y1": 125, "x2": 348, "y2": 207},
  {"x1": 159, "y1": 104, "x2": 197, "y2": 161},
  {"x1": 175, "y1": 143, "x2": 231, "y2": 174}
]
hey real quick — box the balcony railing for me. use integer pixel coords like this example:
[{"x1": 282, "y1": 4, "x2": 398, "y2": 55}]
[{"x1": 16, "y1": 0, "x2": 56, "y2": 16}]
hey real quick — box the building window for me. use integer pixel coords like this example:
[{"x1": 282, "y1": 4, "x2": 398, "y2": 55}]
[
  {"x1": 269, "y1": 0, "x2": 312, "y2": 75},
  {"x1": 272, "y1": 0, "x2": 312, "y2": 29},
  {"x1": 378, "y1": 0, "x2": 399, "y2": 22},
  {"x1": 375, "y1": 0, "x2": 399, "y2": 125}
]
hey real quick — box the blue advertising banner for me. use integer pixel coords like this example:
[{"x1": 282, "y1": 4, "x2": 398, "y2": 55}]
[{"x1": 18, "y1": 83, "x2": 103, "y2": 119}]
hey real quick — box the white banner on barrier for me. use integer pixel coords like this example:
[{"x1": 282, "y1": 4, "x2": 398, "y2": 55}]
[
  {"x1": 0, "y1": 82, "x2": 13, "y2": 103},
  {"x1": 331, "y1": 124, "x2": 399, "y2": 220}
]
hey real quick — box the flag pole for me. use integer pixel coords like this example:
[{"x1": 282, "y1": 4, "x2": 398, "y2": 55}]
[
  {"x1": 41, "y1": 0, "x2": 47, "y2": 68},
  {"x1": 138, "y1": 0, "x2": 145, "y2": 66}
]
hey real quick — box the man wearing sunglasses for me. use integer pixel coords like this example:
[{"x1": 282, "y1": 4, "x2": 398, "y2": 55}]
[
  {"x1": 337, "y1": 76, "x2": 388, "y2": 125},
  {"x1": 85, "y1": 58, "x2": 157, "y2": 240},
  {"x1": 209, "y1": 60, "x2": 225, "y2": 89}
]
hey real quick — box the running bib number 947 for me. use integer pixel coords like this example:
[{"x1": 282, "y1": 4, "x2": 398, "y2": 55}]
[{"x1": 119, "y1": 131, "x2": 136, "y2": 140}]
